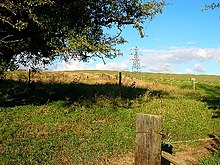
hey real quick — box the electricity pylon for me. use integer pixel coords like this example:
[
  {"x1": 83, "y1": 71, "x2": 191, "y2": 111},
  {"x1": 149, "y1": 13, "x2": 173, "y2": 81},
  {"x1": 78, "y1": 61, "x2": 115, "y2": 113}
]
[{"x1": 130, "y1": 46, "x2": 141, "y2": 72}]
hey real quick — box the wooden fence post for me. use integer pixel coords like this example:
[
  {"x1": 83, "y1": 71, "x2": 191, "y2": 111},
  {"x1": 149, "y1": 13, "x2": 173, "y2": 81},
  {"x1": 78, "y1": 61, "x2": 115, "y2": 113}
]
[
  {"x1": 191, "y1": 78, "x2": 196, "y2": 91},
  {"x1": 118, "y1": 72, "x2": 122, "y2": 86},
  {"x1": 118, "y1": 72, "x2": 122, "y2": 97},
  {"x1": 135, "y1": 114, "x2": 162, "y2": 165},
  {"x1": 28, "y1": 69, "x2": 31, "y2": 84},
  {"x1": 162, "y1": 151, "x2": 187, "y2": 165}
]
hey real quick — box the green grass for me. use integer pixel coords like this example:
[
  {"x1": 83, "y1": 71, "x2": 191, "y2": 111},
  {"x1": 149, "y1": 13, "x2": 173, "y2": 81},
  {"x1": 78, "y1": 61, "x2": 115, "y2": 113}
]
[
  {"x1": 199, "y1": 154, "x2": 220, "y2": 165},
  {"x1": 0, "y1": 71, "x2": 220, "y2": 164}
]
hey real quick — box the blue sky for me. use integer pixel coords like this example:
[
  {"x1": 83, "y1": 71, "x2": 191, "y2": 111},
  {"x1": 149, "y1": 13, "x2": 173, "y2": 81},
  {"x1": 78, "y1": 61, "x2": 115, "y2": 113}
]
[{"x1": 49, "y1": 0, "x2": 220, "y2": 75}]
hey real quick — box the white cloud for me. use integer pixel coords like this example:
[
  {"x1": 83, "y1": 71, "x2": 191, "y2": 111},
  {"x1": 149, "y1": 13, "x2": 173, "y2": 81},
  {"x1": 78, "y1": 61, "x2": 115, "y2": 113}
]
[
  {"x1": 95, "y1": 62, "x2": 129, "y2": 71},
  {"x1": 194, "y1": 63, "x2": 206, "y2": 73},
  {"x1": 141, "y1": 47, "x2": 220, "y2": 63},
  {"x1": 185, "y1": 68, "x2": 193, "y2": 74},
  {"x1": 52, "y1": 58, "x2": 129, "y2": 71},
  {"x1": 140, "y1": 47, "x2": 220, "y2": 73},
  {"x1": 186, "y1": 41, "x2": 196, "y2": 45},
  {"x1": 149, "y1": 64, "x2": 173, "y2": 73},
  {"x1": 49, "y1": 46, "x2": 220, "y2": 75},
  {"x1": 54, "y1": 59, "x2": 92, "y2": 71},
  {"x1": 195, "y1": 49, "x2": 213, "y2": 61},
  {"x1": 216, "y1": 56, "x2": 220, "y2": 63},
  {"x1": 185, "y1": 63, "x2": 206, "y2": 74}
]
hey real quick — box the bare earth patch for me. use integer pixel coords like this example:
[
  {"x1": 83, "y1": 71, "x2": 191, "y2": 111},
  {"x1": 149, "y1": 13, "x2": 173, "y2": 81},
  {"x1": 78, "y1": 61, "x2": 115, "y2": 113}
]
[
  {"x1": 174, "y1": 143, "x2": 210, "y2": 165},
  {"x1": 107, "y1": 143, "x2": 212, "y2": 165},
  {"x1": 106, "y1": 152, "x2": 134, "y2": 165}
]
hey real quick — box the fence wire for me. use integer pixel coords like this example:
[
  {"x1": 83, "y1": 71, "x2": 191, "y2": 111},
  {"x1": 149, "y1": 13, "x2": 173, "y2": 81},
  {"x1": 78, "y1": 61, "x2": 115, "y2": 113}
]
[{"x1": 159, "y1": 129, "x2": 220, "y2": 145}]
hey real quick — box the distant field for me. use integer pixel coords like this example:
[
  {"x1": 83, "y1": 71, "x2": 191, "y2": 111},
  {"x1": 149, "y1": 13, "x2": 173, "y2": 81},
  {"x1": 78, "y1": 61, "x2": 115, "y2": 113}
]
[{"x1": 0, "y1": 70, "x2": 219, "y2": 164}]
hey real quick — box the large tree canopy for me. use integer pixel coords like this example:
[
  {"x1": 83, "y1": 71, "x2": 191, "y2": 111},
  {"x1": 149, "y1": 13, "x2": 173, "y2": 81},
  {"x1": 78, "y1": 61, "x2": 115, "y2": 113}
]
[
  {"x1": 203, "y1": 2, "x2": 220, "y2": 10},
  {"x1": 0, "y1": 0, "x2": 165, "y2": 72}
]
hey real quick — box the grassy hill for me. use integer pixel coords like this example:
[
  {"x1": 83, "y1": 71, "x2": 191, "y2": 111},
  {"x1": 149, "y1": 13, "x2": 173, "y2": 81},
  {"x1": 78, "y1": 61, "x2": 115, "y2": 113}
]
[{"x1": 0, "y1": 70, "x2": 219, "y2": 164}]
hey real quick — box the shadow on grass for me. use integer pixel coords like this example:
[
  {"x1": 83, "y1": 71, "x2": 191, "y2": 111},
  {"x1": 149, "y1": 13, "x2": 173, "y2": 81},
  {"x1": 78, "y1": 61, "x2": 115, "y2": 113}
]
[
  {"x1": 197, "y1": 83, "x2": 220, "y2": 118},
  {"x1": 0, "y1": 79, "x2": 167, "y2": 107},
  {"x1": 205, "y1": 134, "x2": 220, "y2": 156}
]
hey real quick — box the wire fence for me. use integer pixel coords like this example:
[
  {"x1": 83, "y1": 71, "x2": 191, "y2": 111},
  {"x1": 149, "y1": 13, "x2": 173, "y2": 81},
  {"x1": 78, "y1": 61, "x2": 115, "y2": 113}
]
[
  {"x1": 158, "y1": 129, "x2": 220, "y2": 145},
  {"x1": 135, "y1": 127, "x2": 219, "y2": 156}
]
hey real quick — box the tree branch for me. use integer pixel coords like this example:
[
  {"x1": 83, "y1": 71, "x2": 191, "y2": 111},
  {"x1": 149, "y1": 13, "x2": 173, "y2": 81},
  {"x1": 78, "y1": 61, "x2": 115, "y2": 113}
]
[{"x1": 1, "y1": 35, "x2": 23, "y2": 44}]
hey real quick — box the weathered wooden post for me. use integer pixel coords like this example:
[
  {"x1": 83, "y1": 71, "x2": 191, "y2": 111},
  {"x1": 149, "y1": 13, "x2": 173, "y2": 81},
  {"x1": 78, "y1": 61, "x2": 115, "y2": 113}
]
[
  {"x1": 135, "y1": 114, "x2": 162, "y2": 165},
  {"x1": 119, "y1": 72, "x2": 122, "y2": 86},
  {"x1": 28, "y1": 69, "x2": 31, "y2": 84},
  {"x1": 118, "y1": 72, "x2": 122, "y2": 97},
  {"x1": 162, "y1": 151, "x2": 187, "y2": 165},
  {"x1": 191, "y1": 78, "x2": 196, "y2": 91}
]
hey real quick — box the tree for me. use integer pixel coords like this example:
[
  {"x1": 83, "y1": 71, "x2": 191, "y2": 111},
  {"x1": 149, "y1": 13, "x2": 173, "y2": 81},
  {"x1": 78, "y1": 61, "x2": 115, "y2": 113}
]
[
  {"x1": 0, "y1": 0, "x2": 165, "y2": 74},
  {"x1": 203, "y1": 2, "x2": 220, "y2": 10}
]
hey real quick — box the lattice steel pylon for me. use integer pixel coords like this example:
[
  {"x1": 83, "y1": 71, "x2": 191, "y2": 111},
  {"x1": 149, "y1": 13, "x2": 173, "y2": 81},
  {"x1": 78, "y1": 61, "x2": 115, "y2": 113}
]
[{"x1": 130, "y1": 46, "x2": 141, "y2": 72}]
